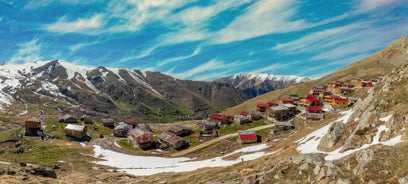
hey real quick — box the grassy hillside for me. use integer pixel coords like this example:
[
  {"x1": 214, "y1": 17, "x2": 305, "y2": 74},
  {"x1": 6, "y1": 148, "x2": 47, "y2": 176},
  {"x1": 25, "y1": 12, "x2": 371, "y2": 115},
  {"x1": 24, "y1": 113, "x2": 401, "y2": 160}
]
[{"x1": 223, "y1": 36, "x2": 408, "y2": 115}]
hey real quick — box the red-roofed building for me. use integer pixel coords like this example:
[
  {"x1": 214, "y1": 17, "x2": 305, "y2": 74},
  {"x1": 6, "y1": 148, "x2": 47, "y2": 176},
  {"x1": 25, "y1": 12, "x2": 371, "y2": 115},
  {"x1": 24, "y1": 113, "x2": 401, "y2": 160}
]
[
  {"x1": 238, "y1": 130, "x2": 258, "y2": 144},
  {"x1": 299, "y1": 95, "x2": 320, "y2": 106},
  {"x1": 307, "y1": 106, "x2": 323, "y2": 113},
  {"x1": 256, "y1": 103, "x2": 269, "y2": 112},
  {"x1": 124, "y1": 119, "x2": 139, "y2": 128},
  {"x1": 305, "y1": 106, "x2": 324, "y2": 120},
  {"x1": 332, "y1": 97, "x2": 349, "y2": 108},
  {"x1": 280, "y1": 98, "x2": 294, "y2": 105},
  {"x1": 267, "y1": 102, "x2": 278, "y2": 107},
  {"x1": 240, "y1": 111, "x2": 248, "y2": 116},
  {"x1": 209, "y1": 113, "x2": 233, "y2": 124}
]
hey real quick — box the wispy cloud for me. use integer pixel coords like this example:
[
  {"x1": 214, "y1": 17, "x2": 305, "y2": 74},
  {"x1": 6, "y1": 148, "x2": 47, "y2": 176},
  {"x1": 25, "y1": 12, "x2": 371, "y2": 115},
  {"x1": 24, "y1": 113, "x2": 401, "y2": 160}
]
[
  {"x1": 8, "y1": 39, "x2": 43, "y2": 64},
  {"x1": 44, "y1": 14, "x2": 104, "y2": 34},
  {"x1": 160, "y1": 0, "x2": 251, "y2": 44},
  {"x1": 210, "y1": 0, "x2": 308, "y2": 44},
  {"x1": 105, "y1": 0, "x2": 192, "y2": 33},
  {"x1": 24, "y1": 0, "x2": 99, "y2": 9},
  {"x1": 249, "y1": 61, "x2": 301, "y2": 74},
  {"x1": 170, "y1": 59, "x2": 251, "y2": 80},
  {"x1": 158, "y1": 47, "x2": 201, "y2": 67},
  {"x1": 354, "y1": 0, "x2": 404, "y2": 13}
]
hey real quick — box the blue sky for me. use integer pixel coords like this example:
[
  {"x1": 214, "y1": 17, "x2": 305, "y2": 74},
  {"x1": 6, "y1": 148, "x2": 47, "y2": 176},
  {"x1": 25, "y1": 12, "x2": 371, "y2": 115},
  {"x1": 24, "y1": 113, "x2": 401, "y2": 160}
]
[{"x1": 1, "y1": 0, "x2": 407, "y2": 81}]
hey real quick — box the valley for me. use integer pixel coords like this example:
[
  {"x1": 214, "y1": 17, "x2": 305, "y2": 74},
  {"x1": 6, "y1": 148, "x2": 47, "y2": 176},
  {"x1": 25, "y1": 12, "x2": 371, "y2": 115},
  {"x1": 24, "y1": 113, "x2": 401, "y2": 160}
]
[{"x1": 0, "y1": 36, "x2": 407, "y2": 183}]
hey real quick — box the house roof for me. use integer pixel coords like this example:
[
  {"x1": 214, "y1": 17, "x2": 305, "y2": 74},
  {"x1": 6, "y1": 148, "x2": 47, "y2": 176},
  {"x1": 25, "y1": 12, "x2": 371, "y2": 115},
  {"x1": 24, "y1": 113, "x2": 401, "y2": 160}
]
[
  {"x1": 128, "y1": 128, "x2": 152, "y2": 137},
  {"x1": 333, "y1": 97, "x2": 349, "y2": 102},
  {"x1": 114, "y1": 122, "x2": 133, "y2": 130},
  {"x1": 305, "y1": 96, "x2": 320, "y2": 102},
  {"x1": 282, "y1": 103, "x2": 297, "y2": 108},
  {"x1": 210, "y1": 113, "x2": 230, "y2": 121},
  {"x1": 26, "y1": 117, "x2": 41, "y2": 123},
  {"x1": 307, "y1": 106, "x2": 323, "y2": 112},
  {"x1": 256, "y1": 103, "x2": 269, "y2": 108},
  {"x1": 65, "y1": 124, "x2": 85, "y2": 131},
  {"x1": 238, "y1": 130, "x2": 257, "y2": 141},
  {"x1": 271, "y1": 105, "x2": 288, "y2": 111},
  {"x1": 240, "y1": 111, "x2": 248, "y2": 116},
  {"x1": 123, "y1": 119, "x2": 138, "y2": 127}
]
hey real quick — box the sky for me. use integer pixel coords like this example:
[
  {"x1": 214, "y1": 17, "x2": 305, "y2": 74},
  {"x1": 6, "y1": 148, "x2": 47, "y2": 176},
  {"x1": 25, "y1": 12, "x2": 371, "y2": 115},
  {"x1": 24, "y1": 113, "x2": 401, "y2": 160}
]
[{"x1": 0, "y1": 0, "x2": 407, "y2": 81}]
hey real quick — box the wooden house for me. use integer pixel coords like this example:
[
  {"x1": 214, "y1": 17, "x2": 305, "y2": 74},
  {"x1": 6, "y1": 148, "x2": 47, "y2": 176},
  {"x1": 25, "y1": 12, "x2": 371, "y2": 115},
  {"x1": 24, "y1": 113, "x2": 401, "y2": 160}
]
[
  {"x1": 58, "y1": 114, "x2": 78, "y2": 123},
  {"x1": 300, "y1": 95, "x2": 320, "y2": 106},
  {"x1": 157, "y1": 133, "x2": 187, "y2": 150},
  {"x1": 113, "y1": 122, "x2": 133, "y2": 137},
  {"x1": 169, "y1": 125, "x2": 193, "y2": 137},
  {"x1": 240, "y1": 111, "x2": 248, "y2": 116},
  {"x1": 332, "y1": 97, "x2": 349, "y2": 108},
  {"x1": 282, "y1": 103, "x2": 297, "y2": 115},
  {"x1": 256, "y1": 104, "x2": 269, "y2": 112},
  {"x1": 335, "y1": 87, "x2": 352, "y2": 95},
  {"x1": 305, "y1": 106, "x2": 324, "y2": 120},
  {"x1": 233, "y1": 115, "x2": 252, "y2": 125},
  {"x1": 80, "y1": 115, "x2": 93, "y2": 124},
  {"x1": 197, "y1": 121, "x2": 219, "y2": 131},
  {"x1": 25, "y1": 117, "x2": 41, "y2": 136},
  {"x1": 310, "y1": 86, "x2": 326, "y2": 96},
  {"x1": 280, "y1": 98, "x2": 294, "y2": 105},
  {"x1": 123, "y1": 119, "x2": 138, "y2": 128},
  {"x1": 269, "y1": 106, "x2": 289, "y2": 121},
  {"x1": 209, "y1": 113, "x2": 233, "y2": 124},
  {"x1": 248, "y1": 112, "x2": 262, "y2": 121},
  {"x1": 289, "y1": 94, "x2": 300, "y2": 104},
  {"x1": 238, "y1": 130, "x2": 258, "y2": 144},
  {"x1": 101, "y1": 118, "x2": 115, "y2": 129},
  {"x1": 128, "y1": 128, "x2": 154, "y2": 149},
  {"x1": 356, "y1": 79, "x2": 374, "y2": 88},
  {"x1": 323, "y1": 95, "x2": 334, "y2": 102},
  {"x1": 327, "y1": 81, "x2": 343, "y2": 92},
  {"x1": 65, "y1": 124, "x2": 87, "y2": 139},
  {"x1": 274, "y1": 122, "x2": 295, "y2": 131}
]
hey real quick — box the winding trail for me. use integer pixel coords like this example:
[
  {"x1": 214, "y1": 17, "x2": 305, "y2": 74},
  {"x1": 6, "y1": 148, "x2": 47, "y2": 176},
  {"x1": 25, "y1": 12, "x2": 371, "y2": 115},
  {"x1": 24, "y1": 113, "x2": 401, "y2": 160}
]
[{"x1": 170, "y1": 124, "x2": 274, "y2": 157}]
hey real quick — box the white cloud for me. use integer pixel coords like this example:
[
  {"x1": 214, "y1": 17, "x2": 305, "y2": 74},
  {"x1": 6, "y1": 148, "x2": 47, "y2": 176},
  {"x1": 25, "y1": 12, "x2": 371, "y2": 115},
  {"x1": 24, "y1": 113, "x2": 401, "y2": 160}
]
[
  {"x1": 106, "y1": 0, "x2": 192, "y2": 32},
  {"x1": 170, "y1": 59, "x2": 251, "y2": 80},
  {"x1": 210, "y1": 0, "x2": 309, "y2": 44},
  {"x1": 354, "y1": 0, "x2": 404, "y2": 13},
  {"x1": 158, "y1": 47, "x2": 201, "y2": 67},
  {"x1": 24, "y1": 0, "x2": 99, "y2": 9},
  {"x1": 45, "y1": 14, "x2": 104, "y2": 34},
  {"x1": 159, "y1": 0, "x2": 251, "y2": 44},
  {"x1": 8, "y1": 39, "x2": 43, "y2": 64}
]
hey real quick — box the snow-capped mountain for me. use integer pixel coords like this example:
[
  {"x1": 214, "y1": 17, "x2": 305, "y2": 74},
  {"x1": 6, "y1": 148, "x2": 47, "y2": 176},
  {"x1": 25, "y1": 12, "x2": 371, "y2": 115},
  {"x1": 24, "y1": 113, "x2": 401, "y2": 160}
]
[
  {"x1": 0, "y1": 60, "x2": 246, "y2": 122},
  {"x1": 216, "y1": 73, "x2": 311, "y2": 98}
]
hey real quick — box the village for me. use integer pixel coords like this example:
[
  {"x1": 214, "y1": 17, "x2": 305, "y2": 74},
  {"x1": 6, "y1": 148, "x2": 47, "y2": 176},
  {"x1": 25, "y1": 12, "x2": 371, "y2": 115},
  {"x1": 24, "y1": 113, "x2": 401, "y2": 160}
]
[{"x1": 23, "y1": 78, "x2": 377, "y2": 156}]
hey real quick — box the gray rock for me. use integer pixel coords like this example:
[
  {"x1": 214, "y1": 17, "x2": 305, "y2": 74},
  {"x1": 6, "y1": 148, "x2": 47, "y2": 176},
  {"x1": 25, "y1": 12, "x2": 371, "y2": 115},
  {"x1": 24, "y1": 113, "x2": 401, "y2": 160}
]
[
  {"x1": 29, "y1": 167, "x2": 57, "y2": 179},
  {"x1": 353, "y1": 149, "x2": 374, "y2": 175},
  {"x1": 318, "y1": 121, "x2": 345, "y2": 150},
  {"x1": 316, "y1": 167, "x2": 326, "y2": 181},
  {"x1": 336, "y1": 178, "x2": 351, "y2": 184},
  {"x1": 399, "y1": 175, "x2": 408, "y2": 184},
  {"x1": 313, "y1": 165, "x2": 321, "y2": 176},
  {"x1": 299, "y1": 163, "x2": 309, "y2": 172}
]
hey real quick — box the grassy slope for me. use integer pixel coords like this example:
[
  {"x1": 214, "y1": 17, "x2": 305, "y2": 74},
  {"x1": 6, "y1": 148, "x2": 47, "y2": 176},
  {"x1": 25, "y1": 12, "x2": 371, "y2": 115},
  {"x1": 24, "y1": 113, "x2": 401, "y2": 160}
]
[{"x1": 222, "y1": 36, "x2": 408, "y2": 115}]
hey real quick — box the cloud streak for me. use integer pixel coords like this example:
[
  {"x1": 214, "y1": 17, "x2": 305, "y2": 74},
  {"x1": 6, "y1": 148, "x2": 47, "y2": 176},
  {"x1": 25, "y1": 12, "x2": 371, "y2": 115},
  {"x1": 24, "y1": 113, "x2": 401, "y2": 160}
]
[
  {"x1": 8, "y1": 39, "x2": 43, "y2": 64},
  {"x1": 44, "y1": 14, "x2": 104, "y2": 34}
]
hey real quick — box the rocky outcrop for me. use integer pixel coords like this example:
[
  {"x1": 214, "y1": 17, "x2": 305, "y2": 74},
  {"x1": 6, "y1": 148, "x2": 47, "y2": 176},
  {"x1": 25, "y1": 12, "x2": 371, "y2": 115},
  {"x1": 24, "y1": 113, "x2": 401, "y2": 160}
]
[{"x1": 318, "y1": 121, "x2": 345, "y2": 151}]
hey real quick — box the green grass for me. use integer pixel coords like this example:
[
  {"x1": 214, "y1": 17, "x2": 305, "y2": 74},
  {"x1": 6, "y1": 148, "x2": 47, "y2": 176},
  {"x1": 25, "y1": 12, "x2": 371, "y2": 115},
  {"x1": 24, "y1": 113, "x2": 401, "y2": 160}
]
[
  {"x1": 0, "y1": 139, "x2": 93, "y2": 168},
  {"x1": 219, "y1": 120, "x2": 266, "y2": 136},
  {"x1": 116, "y1": 139, "x2": 144, "y2": 152}
]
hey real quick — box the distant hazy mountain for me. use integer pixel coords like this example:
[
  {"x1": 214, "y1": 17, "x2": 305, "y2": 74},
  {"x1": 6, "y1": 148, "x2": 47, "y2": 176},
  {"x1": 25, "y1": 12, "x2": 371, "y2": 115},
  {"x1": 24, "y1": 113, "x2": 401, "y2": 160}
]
[{"x1": 216, "y1": 73, "x2": 311, "y2": 98}]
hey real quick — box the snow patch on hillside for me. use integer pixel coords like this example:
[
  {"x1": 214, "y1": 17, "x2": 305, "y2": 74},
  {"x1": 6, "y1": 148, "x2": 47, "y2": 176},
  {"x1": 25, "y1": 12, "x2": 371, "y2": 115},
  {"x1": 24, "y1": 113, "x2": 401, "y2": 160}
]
[
  {"x1": 297, "y1": 110, "x2": 403, "y2": 161},
  {"x1": 93, "y1": 143, "x2": 274, "y2": 176}
]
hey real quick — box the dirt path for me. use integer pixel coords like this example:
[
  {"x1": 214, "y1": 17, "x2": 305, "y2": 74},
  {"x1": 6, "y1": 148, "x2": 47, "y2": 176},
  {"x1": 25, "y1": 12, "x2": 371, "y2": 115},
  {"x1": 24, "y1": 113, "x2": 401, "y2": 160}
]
[{"x1": 170, "y1": 124, "x2": 274, "y2": 157}]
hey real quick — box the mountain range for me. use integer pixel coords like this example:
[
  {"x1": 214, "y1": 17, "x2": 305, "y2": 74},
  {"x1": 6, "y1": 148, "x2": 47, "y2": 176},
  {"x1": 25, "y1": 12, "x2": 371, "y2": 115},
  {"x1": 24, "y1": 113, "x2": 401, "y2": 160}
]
[{"x1": 0, "y1": 60, "x2": 307, "y2": 122}]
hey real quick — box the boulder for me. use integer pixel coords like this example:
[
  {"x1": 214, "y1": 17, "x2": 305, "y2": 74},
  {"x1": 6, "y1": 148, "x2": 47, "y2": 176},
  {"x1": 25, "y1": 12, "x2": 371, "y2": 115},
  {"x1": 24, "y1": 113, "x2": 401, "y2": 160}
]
[
  {"x1": 353, "y1": 149, "x2": 374, "y2": 175},
  {"x1": 29, "y1": 167, "x2": 57, "y2": 179},
  {"x1": 399, "y1": 175, "x2": 408, "y2": 184},
  {"x1": 337, "y1": 178, "x2": 351, "y2": 184},
  {"x1": 318, "y1": 121, "x2": 345, "y2": 150}
]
